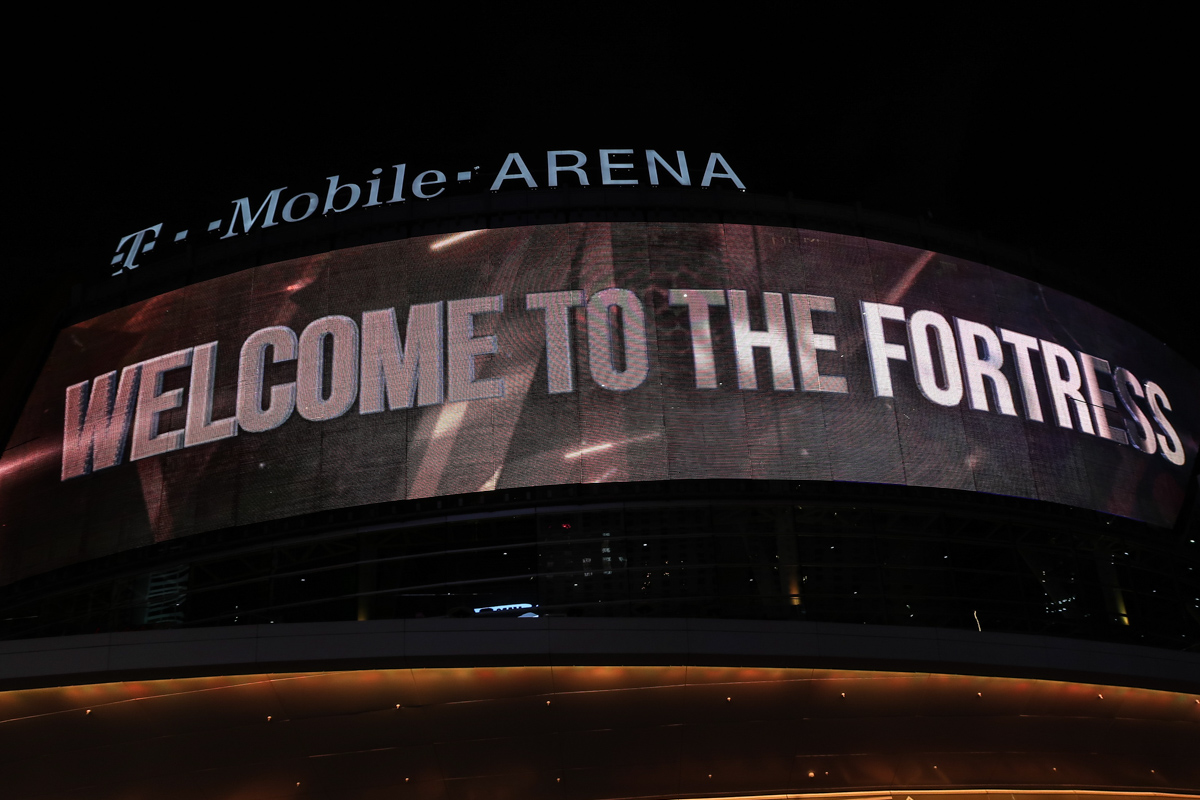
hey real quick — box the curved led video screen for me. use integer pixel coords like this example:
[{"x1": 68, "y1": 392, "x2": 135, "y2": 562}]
[{"x1": 2, "y1": 223, "x2": 1196, "y2": 584}]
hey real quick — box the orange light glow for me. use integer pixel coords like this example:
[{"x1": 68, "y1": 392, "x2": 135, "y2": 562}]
[{"x1": 2, "y1": 668, "x2": 1196, "y2": 799}]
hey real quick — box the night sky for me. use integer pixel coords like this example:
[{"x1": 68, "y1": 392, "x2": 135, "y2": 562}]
[{"x1": 6, "y1": 13, "x2": 1194, "y2": 408}]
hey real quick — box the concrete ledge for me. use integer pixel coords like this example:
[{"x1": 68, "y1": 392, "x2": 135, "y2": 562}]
[{"x1": 1, "y1": 618, "x2": 1198, "y2": 692}]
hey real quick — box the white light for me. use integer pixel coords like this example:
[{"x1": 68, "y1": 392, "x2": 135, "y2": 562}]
[
  {"x1": 429, "y1": 230, "x2": 485, "y2": 251},
  {"x1": 564, "y1": 442, "x2": 615, "y2": 459},
  {"x1": 565, "y1": 431, "x2": 660, "y2": 459},
  {"x1": 473, "y1": 602, "x2": 534, "y2": 613}
]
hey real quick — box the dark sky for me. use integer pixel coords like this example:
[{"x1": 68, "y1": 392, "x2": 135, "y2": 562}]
[{"x1": 7, "y1": 13, "x2": 1194, "y2": 384}]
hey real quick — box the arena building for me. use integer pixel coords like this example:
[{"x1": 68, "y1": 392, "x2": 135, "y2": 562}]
[{"x1": 1, "y1": 149, "x2": 1197, "y2": 799}]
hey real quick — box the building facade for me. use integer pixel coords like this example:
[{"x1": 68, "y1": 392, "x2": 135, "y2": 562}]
[{"x1": 2, "y1": 174, "x2": 1198, "y2": 799}]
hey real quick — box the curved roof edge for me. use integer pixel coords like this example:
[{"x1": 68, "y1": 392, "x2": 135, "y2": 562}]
[{"x1": 3, "y1": 617, "x2": 1198, "y2": 694}]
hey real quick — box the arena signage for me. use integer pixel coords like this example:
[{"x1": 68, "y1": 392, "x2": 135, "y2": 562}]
[
  {"x1": 59, "y1": 289, "x2": 1186, "y2": 480},
  {"x1": 5, "y1": 222, "x2": 1197, "y2": 584},
  {"x1": 108, "y1": 149, "x2": 745, "y2": 276}
]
